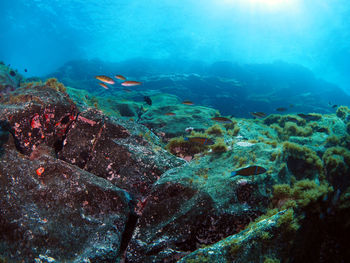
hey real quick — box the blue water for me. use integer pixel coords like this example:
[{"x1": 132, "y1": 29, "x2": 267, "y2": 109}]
[{"x1": 1, "y1": 0, "x2": 350, "y2": 93}]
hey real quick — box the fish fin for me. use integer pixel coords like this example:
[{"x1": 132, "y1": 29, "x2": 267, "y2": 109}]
[{"x1": 231, "y1": 171, "x2": 236, "y2": 177}]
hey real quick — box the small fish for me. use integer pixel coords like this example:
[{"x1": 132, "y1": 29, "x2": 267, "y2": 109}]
[
  {"x1": 9, "y1": 70, "x2": 16, "y2": 77},
  {"x1": 96, "y1": 75, "x2": 115, "y2": 84},
  {"x1": 332, "y1": 105, "x2": 338, "y2": 109},
  {"x1": 144, "y1": 96, "x2": 152, "y2": 106},
  {"x1": 24, "y1": 69, "x2": 27, "y2": 72},
  {"x1": 115, "y1": 75, "x2": 126, "y2": 80},
  {"x1": 231, "y1": 165, "x2": 267, "y2": 176},
  {"x1": 164, "y1": 112, "x2": 176, "y2": 116},
  {"x1": 98, "y1": 83, "x2": 109, "y2": 89},
  {"x1": 297, "y1": 113, "x2": 321, "y2": 121},
  {"x1": 276, "y1": 107, "x2": 287, "y2": 112},
  {"x1": 121, "y1": 80, "x2": 141, "y2": 87},
  {"x1": 123, "y1": 88, "x2": 132, "y2": 93},
  {"x1": 251, "y1": 112, "x2": 266, "y2": 118},
  {"x1": 182, "y1": 100, "x2": 194, "y2": 105},
  {"x1": 184, "y1": 137, "x2": 215, "y2": 145},
  {"x1": 211, "y1": 117, "x2": 233, "y2": 123}
]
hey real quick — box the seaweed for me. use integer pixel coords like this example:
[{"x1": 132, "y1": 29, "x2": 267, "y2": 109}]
[
  {"x1": 282, "y1": 141, "x2": 324, "y2": 180},
  {"x1": 210, "y1": 138, "x2": 228, "y2": 153},
  {"x1": 206, "y1": 124, "x2": 223, "y2": 136},
  {"x1": 336, "y1": 106, "x2": 350, "y2": 120},
  {"x1": 322, "y1": 147, "x2": 350, "y2": 191},
  {"x1": 166, "y1": 136, "x2": 208, "y2": 157},
  {"x1": 272, "y1": 179, "x2": 331, "y2": 210}
]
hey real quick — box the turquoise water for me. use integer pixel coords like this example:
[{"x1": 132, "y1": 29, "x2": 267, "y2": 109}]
[{"x1": 1, "y1": 0, "x2": 350, "y2": 92}]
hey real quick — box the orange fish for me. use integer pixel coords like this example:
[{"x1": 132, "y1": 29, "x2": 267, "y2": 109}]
[
  {"x1": 211, "y1": 117, "x2": 232, "y2": 123},
  {"x1": 115, "y1": 75, "x2": 126, "y2": 80},
  {"x1": 182, "y1": 100, "x2": 194, "y2": 105},
  {"x1": 164, "y1": 112, "x2": 176, "y2": 116},
  {"x1": 121, "y1": 80, "x2": 141, "y2": 87},
  {"x1": 95, "y1": 75, "x2": 115, "y2": 84},
  {"x1": 98, "y1": 83, "x2": 109, "y2": 89}
]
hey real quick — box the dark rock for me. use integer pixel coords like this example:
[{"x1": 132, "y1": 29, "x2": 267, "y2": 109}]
[
  {"x1": 0, "y1": 80, "x2": 78, "y2": 155},
  {"x1": 0, "y1": 79, "x2": 185, "y2": 262},
  {"x1": 125, "y1": 156, "x2": 270, "y2": 262},
  {"x1": 0, "y1": 142, "x2": 130, "y2": 262},
  {"x1": 58, "y1": 108, "x2": 184, "y2": 199}
]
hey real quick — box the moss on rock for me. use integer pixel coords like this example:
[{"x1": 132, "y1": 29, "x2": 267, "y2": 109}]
[
  {"x1": 210, "y1": 137, "x2": 228, "y2": 153},
  {"x1": 336, "y1": 106, "x2": 350, "y2": 120},
  {"x1": 282, "y1": 142, "x2": 324, "y2": 180}
]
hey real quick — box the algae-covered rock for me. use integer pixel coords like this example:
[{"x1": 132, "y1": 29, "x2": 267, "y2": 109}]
[
  {"x1": 125, "y1": 139, "x2": 282, "y2": 262},
  {"x1": 2, "y1": 66, "x2": 350, "y2": 262},
  {"x1": 0, "y1": 64, "x2": 22, "y2": 95},
  {"x1": 177, "y1": 210, "x2": 291, "y2": 263},
  {"x1": 140, "y1": 93, "x2": 219, "y2": 137}
]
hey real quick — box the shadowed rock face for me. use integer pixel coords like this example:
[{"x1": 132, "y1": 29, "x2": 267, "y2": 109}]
[
  {"x1": 0, "y1": 147, "x2": 130, "y2": 262},
  {"x1": 0, "y1": 78, "x2": 184, "y2": 261}
]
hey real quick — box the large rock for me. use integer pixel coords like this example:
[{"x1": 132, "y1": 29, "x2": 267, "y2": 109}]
[
  {"x1": 126, "y1": 132, "x2": 281, "y2": 262},
  {"x1": 59, "y1": 108, "x2": 184, "y2": 199},
  {"x1": 0, "y1": 79, "x2": 184, "y2": 262},
  {"x1": 0, "y1": 139, "x2": 130, "y2": 262},
  {"x1": 0, "y1": 78, "x2": 78, "y2": 155}
]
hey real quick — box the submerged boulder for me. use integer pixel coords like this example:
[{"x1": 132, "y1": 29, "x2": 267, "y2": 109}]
[
  {"x1": 0, "y1": 79, "x2": 184, "y2": 262},
  {"x1": 0, "y1": 140, "x2": 131, "y2": 262}
]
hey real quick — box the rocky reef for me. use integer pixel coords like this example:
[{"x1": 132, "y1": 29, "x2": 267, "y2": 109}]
[
  {"x1": 1, "y1": 63, "x2": 350, "y2": 262},
  {"x1": 49, "y1": 59, "x2": 350, "y2": 118}
]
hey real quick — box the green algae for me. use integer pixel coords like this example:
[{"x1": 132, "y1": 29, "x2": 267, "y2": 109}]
[
  {"x1": 323, "y1": 147, "x2": 350, "y2": 189},
  {"x1": 336, "y1": 106, "x2": 350, "y2": 120},
  {"x1": 166, "y1": 136, "x2": 208, "y2": 156},
  {"x1": 210, "y1": 137, "x2": 228, "y2": 153},
  {"x1": 206, "y1": 124, "x2": 224, "y2": 136},
  {"x1": 272, "y1": 179, "x2": 331, "y2": 209},
  {"x1": 282, "y1": 141, "x2": 324, "y2": 179}
]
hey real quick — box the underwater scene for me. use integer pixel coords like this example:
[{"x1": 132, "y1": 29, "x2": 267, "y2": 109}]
[{"x1": 1, "y1": 0, "x2": 350, "y2": 262}]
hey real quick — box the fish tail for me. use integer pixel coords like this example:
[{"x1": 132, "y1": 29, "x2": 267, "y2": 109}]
[
  {"x1": 184, "y1": 137, "x2": 189, "y2": 141},
  {"x1": 231, "y1": 171, "x2": 237, "y2": 177},
  {"x1": 204, "y1": 138, "x2": 208, "y2": 145}
]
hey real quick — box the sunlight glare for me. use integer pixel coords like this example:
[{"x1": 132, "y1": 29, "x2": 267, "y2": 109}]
[{"x1": 219, "y1": 0, "x2": 300, "y2": 12}]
